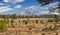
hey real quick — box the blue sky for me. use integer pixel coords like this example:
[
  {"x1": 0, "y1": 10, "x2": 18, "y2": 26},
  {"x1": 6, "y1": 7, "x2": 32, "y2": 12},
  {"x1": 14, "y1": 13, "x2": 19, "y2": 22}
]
[{"x1": 0, "y1": 0, "x2": 59, "y2": 15}]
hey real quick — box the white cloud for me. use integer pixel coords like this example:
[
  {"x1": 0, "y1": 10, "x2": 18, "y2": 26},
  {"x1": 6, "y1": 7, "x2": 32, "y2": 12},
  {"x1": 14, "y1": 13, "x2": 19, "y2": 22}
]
[
  {"x1": 0, "y1": 6, "x2": 13, "y2": 12},
  {"x1": 28, "y1": 6, "x2": 36, "y2": 9},
  {"x1": 14, "y1": 5, "x2": 22, "y2": 8},
  {"x1": 40, "y1": 11, "x2": 49, "y2": 14},
  {"x1": 50, "y1": 12, "x2": 59, "y2": 15},
  {"x1": 14, "y1": 0, "x2": 24, "y2": 2},
  {"x1": 25, "y1": 6, "x2": 36, "y2": 9},
  {"x1": 0, "y1": 3, "x2": 5, "y2": 5},
  {"x1": 4, "y1": 0, "x2": 9, "y2": 2},
  {"x1": 3, "y1": 0, "x2": 25, "y2": 3}
]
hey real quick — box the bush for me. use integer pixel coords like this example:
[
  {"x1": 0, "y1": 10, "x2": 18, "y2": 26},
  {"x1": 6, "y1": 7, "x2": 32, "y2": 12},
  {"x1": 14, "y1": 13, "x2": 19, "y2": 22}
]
[
  {"x1": 42, "y1": 33, "x2": 45, "y2": 35},
  {"x1": 23, "y1": 20, "x2": 28, "y2": 24},
  {"x1": 28, "y1": 25, "x2": 32, "y2": 30},
  {"x1": 0, "y1": 20, "x2": 7, "y2": 32},
  {"x1": 19, "y1": 20, "x2": 20, "y2": 23},
  {"x1": 53, "y1": 24, "x2": 58, "y2": 30},
  {"x1": 56, "y1": 32, "x2": 58, "y2": 35},
  {"x1": 42, "y1": 28, "x2": 49, "y2": 32},
  {"x1": 47, "y1": 19, "x2": 53, "y2": 22},
  {"x1": 11, "y1": 23, "x2": 15, "y2": 28},
  {"x1": 28, "y1": 25, "x2": 35, "y2": 30},
  {"x1": 32, "y1": 25, "x2": 35, "y2": 28},
  {"x1": 11, "y1": 19, "x2": 14, "y2": 23},
  {"x1": 40, "y1": 20, "x2": 44, "y2": 24},
  {"x1": 35, "y1": 20, "x2": 38, "y2": 24},
  {"x1": 11, "y1": 19, "x2": 15, "y2": 28}
]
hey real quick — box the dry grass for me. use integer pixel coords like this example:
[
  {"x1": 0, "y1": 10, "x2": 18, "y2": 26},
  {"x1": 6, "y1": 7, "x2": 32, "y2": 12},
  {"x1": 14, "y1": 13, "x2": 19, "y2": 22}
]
[{"x1": 0, "y1": 18, "x2": 60, "y2": 35}]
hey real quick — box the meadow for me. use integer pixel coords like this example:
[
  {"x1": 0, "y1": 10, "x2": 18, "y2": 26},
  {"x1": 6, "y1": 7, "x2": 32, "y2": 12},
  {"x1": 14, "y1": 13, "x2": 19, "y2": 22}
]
[{"x1": 0, "y1": 15, "x2": 60, "y2": 35}]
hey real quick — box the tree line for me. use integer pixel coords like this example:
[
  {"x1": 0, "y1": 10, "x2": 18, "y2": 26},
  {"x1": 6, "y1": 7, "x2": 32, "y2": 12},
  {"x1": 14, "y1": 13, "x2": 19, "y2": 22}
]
[{"x1": 0, "y1": 14, "x2": 44, "y2": 18}]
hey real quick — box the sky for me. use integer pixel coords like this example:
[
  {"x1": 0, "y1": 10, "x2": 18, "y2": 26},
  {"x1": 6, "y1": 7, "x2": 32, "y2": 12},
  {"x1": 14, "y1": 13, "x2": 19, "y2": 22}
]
[{"x1": 0, "y1": 0, "x2": 59, "y2": 15}]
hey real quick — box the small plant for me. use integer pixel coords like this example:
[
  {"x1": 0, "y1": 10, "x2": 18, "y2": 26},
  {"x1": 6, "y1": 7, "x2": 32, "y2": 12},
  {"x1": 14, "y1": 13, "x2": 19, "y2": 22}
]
[
  {"x1": 11, "y1": 23, "x2": 15, "y2": 28},
  {"x1": 47, "y1": 19, "x2": 53, "y2": 22},
  {"x1": 23, "y1": 20, "x2": 28, "y2": 24},
  {"x1": 42, "y1": 28, "x2": 49, "y2": 32},
  {"x1": 6, "y1": 16, "x2": 9, "y2": 23},
  {"x1": 48, "y1": 26, "x2": 53, "y2": 30},
  {"x1": 42, "y1": 33, "x2": 45, "y2": 35},
  {"x1": 56, "y1": 32, "x2": 58, "y2": 35},
  {"x1": 40, "y1": 20, "x2": 44, "y2": 24},
  {"x1": 28, "y1": 24, "x2": 35, "y2": 30},
  {"x1": 11, "y1": 19, "x2": 15, "y2": 28},
  {"x1": 32, "y1": 24, "x2": 35, "y2": 28},
  {"x1": 19, "y1": 20, "x2": 20, "y2": 23},
  {"x1": 35, "y1": 20, "x2": 38, "y2": 24},
  {"x1": 28, "y1": 25, "x2": 32, "y2": 30},
  {"x1": 0, "y1": 20, "x2": 7, "y2": 32},
  {"x1": 11, "y1": 19, "x2": 14, "y2": 23},
  {"x1": 53, "y1": 24, "x2": 58, "y2": 30}
]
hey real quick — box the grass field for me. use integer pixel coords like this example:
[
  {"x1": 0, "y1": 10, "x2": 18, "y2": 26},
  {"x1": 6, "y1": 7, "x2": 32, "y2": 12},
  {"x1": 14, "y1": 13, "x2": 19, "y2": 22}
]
[{"x1": 0, "y1": 18, "x2": 60, "y2": 35}]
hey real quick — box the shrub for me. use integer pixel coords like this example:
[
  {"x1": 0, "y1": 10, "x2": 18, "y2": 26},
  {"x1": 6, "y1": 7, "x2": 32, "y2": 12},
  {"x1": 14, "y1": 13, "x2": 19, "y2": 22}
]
[
  {"x1": 42, "y1": 28, "x2": 49, "y2": 32},
  {"x1": 35, "y1": 20, "x2": 38, "y2": 24},
  {"x1": 11, "y1": 19, "x2": 14, "y2": 23},
  {"x1": 40, "y1": 20, "x2": 44, "y2": 24},
  {"x1": 0, "y1": 20, "x2": 7, "y2": 32},
  {"x1": 11, "y1": 23, "x2": 15, "y2": 28},
  {"x1": 42, "y1": 33, "x2": 45, "y2": 35},
  {"x1": 54, "y1": 15, "x2": 59, "y2": 23},
  {"x1": 19, "y1": 20, "x2": 20, "y2": 23},
  {"x1": 11, "y1": 19, "x2": 15, "y2": 28},
  {"x1": 28, "y1": 24, "x2": 35, "y2": 30},
  {"x1": 56, "y1": 32, "x2": 58, "y2": 35},
  {"x1": 28, "y1": 25, "x2": 32, "y2": 30},
  {"x1": 47, "y1": 19, "x2": 53, "y2": 22},
  {"x1": 32, "y1": 25, "x2": 35, "y2": 28},
  {"x1": 23, "y1": 20, "x2": 28, "y2": 24},
  {"x1": 53, "y1": 24, "x2": 58, "y2": 30}
]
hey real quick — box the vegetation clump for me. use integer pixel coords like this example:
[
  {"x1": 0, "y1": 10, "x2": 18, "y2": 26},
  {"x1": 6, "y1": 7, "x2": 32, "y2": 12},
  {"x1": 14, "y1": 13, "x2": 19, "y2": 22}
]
[
  {"x1": 23, "y1": 20, "x2": 28, "y2": 24},
  {"x1": 28, "y1": 25, "x2": 32, "y2": 30},
  {"x1": 56, "y1": 32, "x2": 58, "y2": 35},
  {"x1": 11, "y1": 19, "x2": 15, "y2": 28},
  {"x1": 54, "y1": 15, "x2": 59, "y2": 23},
  {"x1": 40, "y1": 20, "x2": 44, "y2": 24},
  {"x1": 42, "y1": 33, "x2": 45, "y2": 35},
  {"x1": 47, "y1": 19, "x2": 53, "y2": 22},
  {"x1": 28, "y1": 25, "x2": 35, "y2": 30},
  {"x1": 53, "y1": 24, "x2": 59, "y2": 30},
  {"x1": 0, "y1": 20, "x2": 7, "y2": 32},
  {"x1": 35, "y1": 20, "x2": 38, "y2": 24}
]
